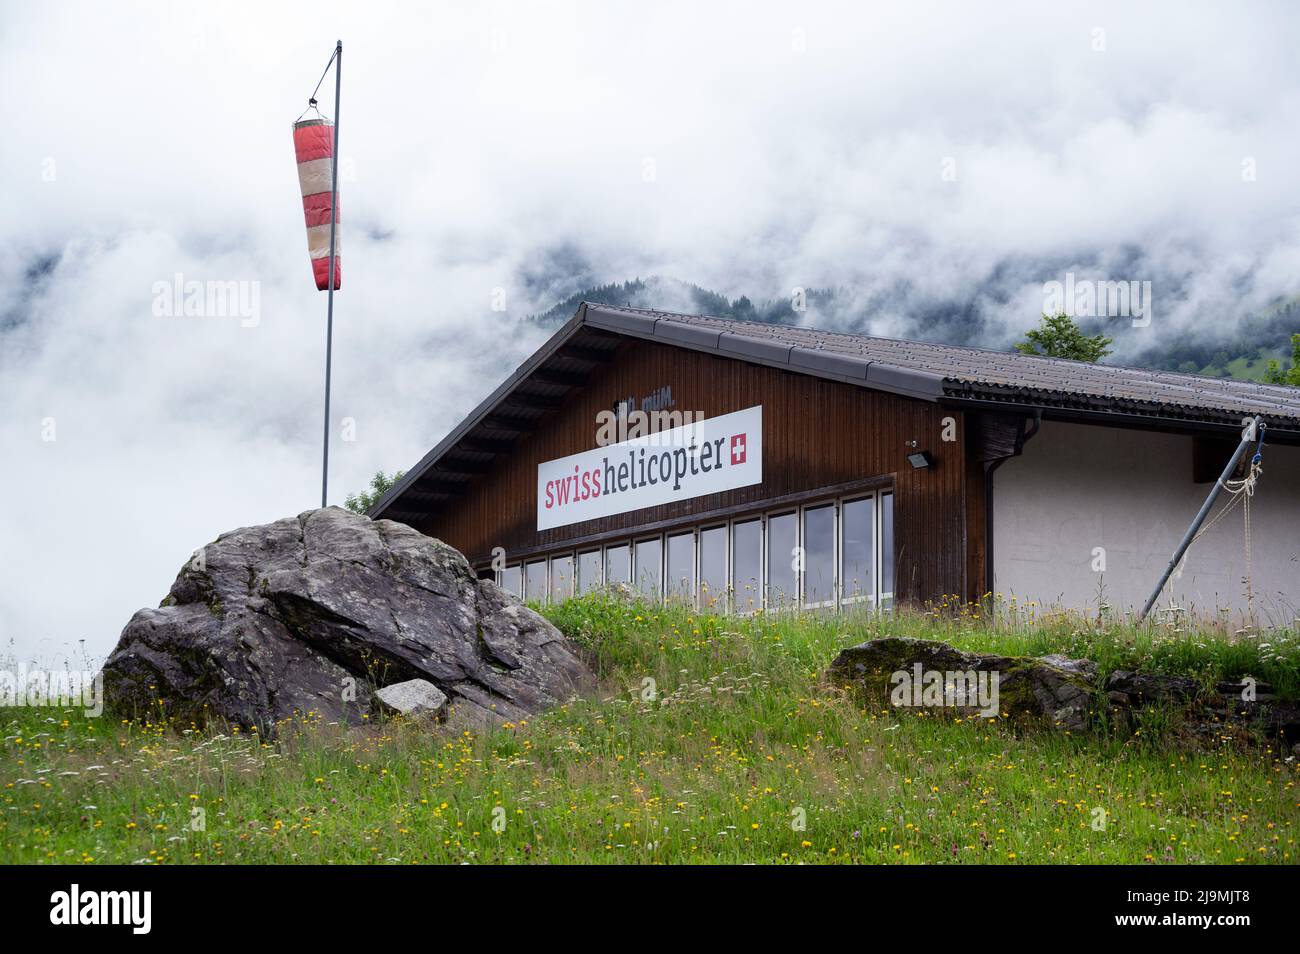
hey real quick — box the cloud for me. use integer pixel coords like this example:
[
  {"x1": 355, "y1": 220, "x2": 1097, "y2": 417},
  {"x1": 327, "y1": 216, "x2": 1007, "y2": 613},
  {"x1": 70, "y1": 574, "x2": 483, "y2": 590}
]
[{"x1": 3, "y1": 0, "x2": 1300, "y2": 660}]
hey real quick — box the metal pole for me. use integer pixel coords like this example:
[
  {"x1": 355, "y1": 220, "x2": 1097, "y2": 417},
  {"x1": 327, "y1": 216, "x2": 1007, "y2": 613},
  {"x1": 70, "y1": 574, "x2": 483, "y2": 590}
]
[
  {"x1": 321, "y1": 40, "x2": 342, "y2": 509},
  {"x1": 1138, "y1": 415, "x2": 1261, "y2": 622}
]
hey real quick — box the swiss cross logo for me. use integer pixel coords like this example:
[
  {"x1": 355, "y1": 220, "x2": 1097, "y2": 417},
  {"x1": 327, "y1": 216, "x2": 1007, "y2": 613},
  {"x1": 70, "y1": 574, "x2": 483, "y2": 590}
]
[{"x1": 730, "y1": 433, "x2": 747, "y2": 466}]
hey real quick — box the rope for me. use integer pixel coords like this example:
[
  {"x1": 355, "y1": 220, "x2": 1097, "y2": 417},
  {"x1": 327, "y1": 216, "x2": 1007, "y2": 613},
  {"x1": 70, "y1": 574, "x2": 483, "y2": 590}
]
[
  {"x1": 1244, "y1": 475, "x2": 1253, "y2": 617},
  {"x1": 295, "y1": 47, "x2": 339, "y2": 123},
  {"x1": 1172, "y1": 424, "x2": 1266, "y2": 623}
]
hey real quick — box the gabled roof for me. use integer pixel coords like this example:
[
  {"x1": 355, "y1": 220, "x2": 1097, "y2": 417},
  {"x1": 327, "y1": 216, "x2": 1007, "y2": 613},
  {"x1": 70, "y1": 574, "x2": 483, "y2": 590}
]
[
  {"x1": 585, "y1": 305, "x2": 1300, "y2": 423},
  {"x1": 370, "y1": 302, "x2": 1300, "y2": 523}
]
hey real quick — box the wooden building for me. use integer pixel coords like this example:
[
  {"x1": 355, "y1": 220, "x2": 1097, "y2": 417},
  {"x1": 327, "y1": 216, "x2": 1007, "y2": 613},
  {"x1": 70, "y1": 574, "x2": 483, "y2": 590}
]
[{"x1": 372, "y1": 304, "x2": 1300, "y2": 619}]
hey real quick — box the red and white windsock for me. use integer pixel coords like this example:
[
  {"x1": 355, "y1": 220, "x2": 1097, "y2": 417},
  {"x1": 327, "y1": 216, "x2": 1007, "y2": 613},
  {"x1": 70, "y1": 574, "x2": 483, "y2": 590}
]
[{"x1": 292, "y1": 118, "x2": 341, "y2": 290}]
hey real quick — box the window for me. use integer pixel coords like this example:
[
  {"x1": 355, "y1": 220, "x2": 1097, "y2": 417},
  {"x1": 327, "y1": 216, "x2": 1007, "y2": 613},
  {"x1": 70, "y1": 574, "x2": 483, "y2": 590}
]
[
  {"x1": 665, "y1": 531, "x2": 695, "y2": 604},
  {"x1": 576, "y1": 550, "x2": 602, "y2": 595},
  {"x1": 524, "y1": 560, "x2": 547, "y2": 602},
  {"x1": 698, "y1": 525, "x2": 728, "y2": 611},
  {"x1": 515, "y1": 485, "x2": 895, "y2": 612},
  {"x1": 880, "y1": 492, "x2": 895, "y2": 602},
  {"x1": 605, "y1": 543, "x2": 630, "y2": 585},
  {"x1": 802, "y1": 504, "x2": 835, "y2": 606},
  {"x1": 633, "y1": 537, "x2": 662, "y2": 598},
  {"x1": 841, "y1": 497, "x2": 875, "y2": 605},
  {"x1": 731, "y1": 519, "x2": 762, "y2": 614},
  {"x1": 549, "y1": 554, "x2": 574, "y2": 602},
  {"x1": 766, "y1": 512, "x2": 798, "y2": 609},
  {"x1": 499, "y1": 564, "x2": 522, "y2": 599}
]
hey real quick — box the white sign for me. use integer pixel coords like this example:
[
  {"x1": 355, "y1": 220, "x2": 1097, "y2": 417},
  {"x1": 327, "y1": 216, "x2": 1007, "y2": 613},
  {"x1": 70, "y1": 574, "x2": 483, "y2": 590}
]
[{"x1": 537, "y1": 405, "x2": 763, "y2": 531}]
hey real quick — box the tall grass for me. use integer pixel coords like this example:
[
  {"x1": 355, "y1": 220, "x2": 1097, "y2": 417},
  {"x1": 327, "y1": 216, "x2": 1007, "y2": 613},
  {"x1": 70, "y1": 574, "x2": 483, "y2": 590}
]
[
  {"x1": 547, "y1": 593, "x2": 1300, "y2": 699},
  {"x1": 0, "y1": 597, "x2": 1295, "y2": 864}
]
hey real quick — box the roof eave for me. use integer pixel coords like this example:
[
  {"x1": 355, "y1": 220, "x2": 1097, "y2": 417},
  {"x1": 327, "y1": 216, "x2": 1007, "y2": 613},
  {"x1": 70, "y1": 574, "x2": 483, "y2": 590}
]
[
  {"x1": 584, "y1": 303, "x2": 948, "y2": 401},
  {"x1": 369, "y1": 304, "x2": 593, "y2": 519},
  {"x1": 941, "y1": 390, "x2": 1300, "y2": 444}
]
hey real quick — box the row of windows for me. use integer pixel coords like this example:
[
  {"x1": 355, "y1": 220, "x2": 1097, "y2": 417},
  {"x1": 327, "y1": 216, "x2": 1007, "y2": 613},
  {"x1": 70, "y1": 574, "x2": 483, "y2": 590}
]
[{"x1": 496, "y1": 492, "x2": 894, "y2": 612}]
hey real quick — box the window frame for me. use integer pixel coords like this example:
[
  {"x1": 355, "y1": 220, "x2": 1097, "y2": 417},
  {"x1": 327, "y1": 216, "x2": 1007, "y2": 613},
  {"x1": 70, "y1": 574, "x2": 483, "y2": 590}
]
[
  {"x1": 664, "y1": 527, "x2": 697, "y2": 606},
  {"x1": 576, "y1": 548, "x2": 603, "y2": 596},
  {"x1": 697, "y1": 522, "x2": 729, "y2": 613},
  {"x1": 548, "y1": 552, "x2": 575, "y2": 603},
  {"x1": 799, "y1": 500, "x2": 839, "y2": 610},
  {"x1": 879, "y1": 491, "x2": 895, "y2": 608},
  {"x1": 729, "y1": 516, "x2": 764, "y2": 616},
  {"x1": 632, "y1": 534, "x2": 664, "y2": 601},
  {"x1": 523, "y1": 558, "x2": 548, "y2": 603},
  {"x1": 604, "y1": 541, "x2": 631, "y2": 587},
  {"x1": 839, "y1": 493, "x2": 877, "y2": 610},
  {"x1": 497, "y1": 563, "x2": 523, "y2": 600},
  {"x1": 763, "y1": 508, "x2": 800, "y2": 612}
]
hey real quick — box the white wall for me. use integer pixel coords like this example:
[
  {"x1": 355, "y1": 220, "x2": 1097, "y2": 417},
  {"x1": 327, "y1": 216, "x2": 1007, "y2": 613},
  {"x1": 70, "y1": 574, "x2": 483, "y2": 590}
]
[{"x1": 992, "y1": 420, "x2": 1300, "y2": 624}]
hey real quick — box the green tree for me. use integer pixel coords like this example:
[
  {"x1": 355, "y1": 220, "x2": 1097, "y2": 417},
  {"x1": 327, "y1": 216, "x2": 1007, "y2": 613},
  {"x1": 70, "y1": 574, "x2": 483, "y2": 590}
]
[
  {"x1": 1263, "y1": 333, "x2": 1300, "y2": 386},
  {"x1": 344, "y1": 470, "x2": 405, "y2": 515},
  {"x1": 1015, "y1": 312, "x2": 1114, "y2": 362}
]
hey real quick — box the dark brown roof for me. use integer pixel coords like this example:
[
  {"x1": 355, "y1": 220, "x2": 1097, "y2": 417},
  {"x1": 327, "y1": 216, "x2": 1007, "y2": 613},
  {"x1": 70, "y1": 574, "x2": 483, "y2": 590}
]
[
  {"x1": 371, "y1": 302, "x2": 1300, "y2": 523},
  {"x1": 585, "y1": 304, "x2": 1300, "y2": 425}
]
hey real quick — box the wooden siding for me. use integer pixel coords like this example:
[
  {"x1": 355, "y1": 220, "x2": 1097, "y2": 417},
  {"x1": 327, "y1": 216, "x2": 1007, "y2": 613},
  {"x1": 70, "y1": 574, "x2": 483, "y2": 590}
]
[{"x1": 417, "y1": 339, "x2": 985, "y2": 604}]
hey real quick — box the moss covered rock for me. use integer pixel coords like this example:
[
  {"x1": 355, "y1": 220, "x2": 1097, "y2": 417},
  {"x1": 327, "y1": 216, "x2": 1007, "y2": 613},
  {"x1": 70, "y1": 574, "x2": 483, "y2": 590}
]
[{"x1": 827, "y1": 636, "x2": 1098, "y2": 731}]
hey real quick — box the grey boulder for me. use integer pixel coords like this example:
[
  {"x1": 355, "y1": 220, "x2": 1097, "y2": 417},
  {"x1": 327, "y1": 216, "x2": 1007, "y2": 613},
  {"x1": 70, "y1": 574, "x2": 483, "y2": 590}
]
[
  {"x1": 101, "y1": 507, "x2": 594, "y2": 733},
  {"x1": 374, "y1": 679, "x2": 449, "y2": 719}
]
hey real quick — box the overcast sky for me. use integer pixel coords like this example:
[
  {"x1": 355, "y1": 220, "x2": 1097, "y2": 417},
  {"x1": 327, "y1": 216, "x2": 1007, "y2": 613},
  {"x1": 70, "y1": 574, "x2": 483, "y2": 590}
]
[{"x1": 3, "y1": 1, "x2": 1299, "y2": 662}]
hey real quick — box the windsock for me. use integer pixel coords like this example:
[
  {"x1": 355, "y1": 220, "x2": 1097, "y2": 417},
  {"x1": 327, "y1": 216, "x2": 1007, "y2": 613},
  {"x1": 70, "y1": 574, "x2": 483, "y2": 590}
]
[{"x1": 292, "y1": 118, "x2": 340, "y2": 290}]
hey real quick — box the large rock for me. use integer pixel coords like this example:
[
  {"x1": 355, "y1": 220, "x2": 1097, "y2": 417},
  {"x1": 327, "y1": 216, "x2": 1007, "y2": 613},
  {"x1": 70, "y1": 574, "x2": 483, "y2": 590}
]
[{"x1": 101, "y1": 508, "x2": 595, "y2": 733}]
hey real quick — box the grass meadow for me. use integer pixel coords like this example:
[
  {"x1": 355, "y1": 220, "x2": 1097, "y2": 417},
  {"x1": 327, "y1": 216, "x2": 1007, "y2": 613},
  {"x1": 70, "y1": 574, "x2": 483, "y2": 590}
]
[{"x1": 2, "y1": 595, "x2": 1298, "y2": 864}]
